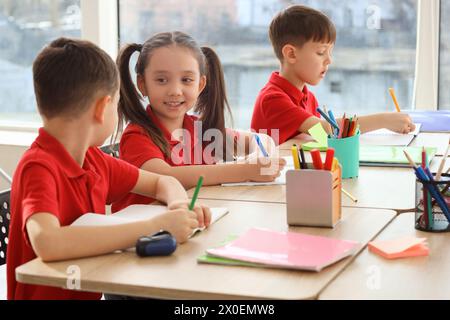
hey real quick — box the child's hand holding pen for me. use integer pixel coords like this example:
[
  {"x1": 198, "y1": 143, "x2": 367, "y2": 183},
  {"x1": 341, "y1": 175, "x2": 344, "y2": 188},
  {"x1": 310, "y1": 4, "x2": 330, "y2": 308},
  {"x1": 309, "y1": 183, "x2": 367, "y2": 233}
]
[
  {"x1": 168, "y1": 199, "x2": 212, "y2": 229},
  {"x1": 383, "y1": 112, "x2": 416, "y2": 134}
]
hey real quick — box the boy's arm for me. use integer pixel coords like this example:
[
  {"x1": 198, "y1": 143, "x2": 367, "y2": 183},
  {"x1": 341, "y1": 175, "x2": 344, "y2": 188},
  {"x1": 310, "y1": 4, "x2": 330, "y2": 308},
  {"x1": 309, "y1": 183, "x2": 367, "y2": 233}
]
[
  {"x1": 349, "y1": 112, "x2": 415, "y2": 134},
  {"x1": 130, "y1": 170, "x2": 189, "y2": 208},
  {"x1": 130, "y1": 169, "x2": 212, "y2": 228},
  {"x1": 299, "y1": 116, "x2": 332, "y2": 135},
  {"x1": 26, "y1": 210, "x2": 198, "y2": 262}
]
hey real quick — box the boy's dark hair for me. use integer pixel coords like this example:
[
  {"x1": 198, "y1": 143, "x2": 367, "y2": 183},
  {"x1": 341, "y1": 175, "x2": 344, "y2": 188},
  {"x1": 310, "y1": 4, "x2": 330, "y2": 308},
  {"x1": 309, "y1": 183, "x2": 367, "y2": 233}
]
[
  {"x1": 33, "y1": 37, "x2": 119, "y2": 119},
  {"x1": 269, "y1": 5, "x2": 336, "y2": 61},
  {"x1": 116, "y1": 31, "x2": 234, "y2": 160}
]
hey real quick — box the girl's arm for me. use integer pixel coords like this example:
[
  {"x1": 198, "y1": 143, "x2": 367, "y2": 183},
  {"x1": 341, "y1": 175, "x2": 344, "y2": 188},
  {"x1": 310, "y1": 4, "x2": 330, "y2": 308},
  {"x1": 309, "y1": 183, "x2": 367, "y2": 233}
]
[
  {"x1": 26, "y1": 209, "x2": 199, "y2": 262},
  {"x1": 342, "y1": 112, "x2": 415, "y2": 134},
  {"x1": 141, "y1": 158, "x2": 286, "y2": 190}
]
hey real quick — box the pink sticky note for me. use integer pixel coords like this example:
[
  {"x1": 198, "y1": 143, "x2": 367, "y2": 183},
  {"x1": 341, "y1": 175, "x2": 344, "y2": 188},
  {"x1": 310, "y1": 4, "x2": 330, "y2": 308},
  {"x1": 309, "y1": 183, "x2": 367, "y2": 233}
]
[{"x1": 368, "y1": 236, "x2": 429, "y2": 260}]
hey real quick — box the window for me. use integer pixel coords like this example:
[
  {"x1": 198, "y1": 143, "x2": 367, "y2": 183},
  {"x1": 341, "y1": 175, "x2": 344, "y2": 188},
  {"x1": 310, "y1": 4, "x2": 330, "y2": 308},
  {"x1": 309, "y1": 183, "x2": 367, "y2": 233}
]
[
  {"x1": 0, "y1": 0, "x2": 81, "y2": 127},
  {"x1": 439, "y1": 1, "x2": 450, "y2": 110},
  {"x1": 120, "y1": 0, "x2": 418, "y2": 129}
]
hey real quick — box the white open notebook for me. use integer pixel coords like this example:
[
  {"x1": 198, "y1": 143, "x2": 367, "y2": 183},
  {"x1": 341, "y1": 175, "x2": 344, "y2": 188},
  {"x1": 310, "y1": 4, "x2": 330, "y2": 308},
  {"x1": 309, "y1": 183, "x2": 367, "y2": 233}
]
[
  {"x1": 71, "y1": 204, "x2": 229, "y2": 239},
  {"x1": 360, "y1": 123, "x2": 421, "y2": 146}
]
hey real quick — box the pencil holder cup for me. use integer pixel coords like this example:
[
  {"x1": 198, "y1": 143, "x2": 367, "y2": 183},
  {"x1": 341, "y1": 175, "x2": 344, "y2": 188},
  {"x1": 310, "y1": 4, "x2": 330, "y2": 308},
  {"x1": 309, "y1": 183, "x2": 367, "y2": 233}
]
[
  {"x1": 415, "y1": 174, "x2": 450, "y2": 233},
  {"x1": 327, "y1": 130, "x2": 360, "y2": 179},
  {"x1": 286, "y1": 165, "x2": 342, "y2": 228}
]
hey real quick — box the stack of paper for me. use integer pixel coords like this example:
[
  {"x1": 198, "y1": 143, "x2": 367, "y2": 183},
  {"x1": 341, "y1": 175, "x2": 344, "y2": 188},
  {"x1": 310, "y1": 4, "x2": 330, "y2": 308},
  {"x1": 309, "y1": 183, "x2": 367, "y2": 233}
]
[
  {"x1": 201, "y1": 228, "x2": 359, "y2": 272},
  {"x1": 360, "y1": 124, "x2": 421, "y2": 147},
  {"x1": 368, "y1": 236, "x2": 429, "y2": 259}
]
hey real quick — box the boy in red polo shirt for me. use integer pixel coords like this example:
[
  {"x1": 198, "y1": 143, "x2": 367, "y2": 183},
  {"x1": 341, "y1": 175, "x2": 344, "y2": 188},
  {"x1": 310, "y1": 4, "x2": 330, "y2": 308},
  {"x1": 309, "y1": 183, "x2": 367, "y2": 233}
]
[
  {"x1": 251, "y1": 5, "x2": 415, "y2": 145},
  {"x1": 7, "y1": 38, "x2": 210, "y2": 300}
]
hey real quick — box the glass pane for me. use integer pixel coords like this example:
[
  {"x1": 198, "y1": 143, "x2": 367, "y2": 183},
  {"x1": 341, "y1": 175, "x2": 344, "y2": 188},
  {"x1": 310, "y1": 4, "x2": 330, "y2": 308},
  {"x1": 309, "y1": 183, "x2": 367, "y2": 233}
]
[
  {"x1": 0, "y1": 0, "x2": 81, "y2": 126},
  {"x1": 439, "y1": 1, "x2": 450, "y2": 110},
  {"x1": 119, "y1": 0, "x2": 417, "y2": 129}
]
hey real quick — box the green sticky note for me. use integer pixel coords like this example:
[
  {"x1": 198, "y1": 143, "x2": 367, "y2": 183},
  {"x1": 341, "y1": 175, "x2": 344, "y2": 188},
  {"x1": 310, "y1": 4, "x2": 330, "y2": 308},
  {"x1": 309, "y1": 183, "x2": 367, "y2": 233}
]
[{"x1": 303, "y1": 123, "x2": 329, "y2": 151}]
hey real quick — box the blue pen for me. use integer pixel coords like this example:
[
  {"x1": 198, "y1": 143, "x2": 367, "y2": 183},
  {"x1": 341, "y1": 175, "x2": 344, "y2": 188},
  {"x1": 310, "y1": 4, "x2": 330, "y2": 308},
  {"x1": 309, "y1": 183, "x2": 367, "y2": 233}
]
[
  {"x1": 254, "y1": 134, "x2": 269, "y2": 157},
  {"x1": 416, "y1": 166, "x2": 450, "y2": 222},
  {"x1": 316, "y1": 107, "x2": 340, "y2": 131},
  {"x1": 327, "y1": 109, "x2": 339, "y2": 137}
]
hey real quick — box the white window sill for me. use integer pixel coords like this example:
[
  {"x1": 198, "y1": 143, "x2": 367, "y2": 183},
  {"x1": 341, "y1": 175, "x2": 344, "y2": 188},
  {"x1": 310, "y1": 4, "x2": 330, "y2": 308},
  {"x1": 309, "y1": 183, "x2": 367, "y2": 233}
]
[{"x1": 0, "y1": 129, "x2": 38, "y2": 147}]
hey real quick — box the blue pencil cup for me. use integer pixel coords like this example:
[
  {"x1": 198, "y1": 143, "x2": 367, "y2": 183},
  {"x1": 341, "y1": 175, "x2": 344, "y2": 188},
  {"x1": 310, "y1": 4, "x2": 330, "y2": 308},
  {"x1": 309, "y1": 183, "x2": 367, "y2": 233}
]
[
  {"x1": 415, "y1": 174, "x2": 450, "y2": 233},
  {"x1": 327, "y1": 131, "x2": 360, "y2": 179}
]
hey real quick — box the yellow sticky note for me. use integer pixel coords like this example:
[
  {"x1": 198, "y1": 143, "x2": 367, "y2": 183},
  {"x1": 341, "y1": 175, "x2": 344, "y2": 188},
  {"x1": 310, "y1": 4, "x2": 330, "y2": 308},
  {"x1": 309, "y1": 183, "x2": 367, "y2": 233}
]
[{"x1": 368, "y1": 236, "x2": 429, "y2": 260}]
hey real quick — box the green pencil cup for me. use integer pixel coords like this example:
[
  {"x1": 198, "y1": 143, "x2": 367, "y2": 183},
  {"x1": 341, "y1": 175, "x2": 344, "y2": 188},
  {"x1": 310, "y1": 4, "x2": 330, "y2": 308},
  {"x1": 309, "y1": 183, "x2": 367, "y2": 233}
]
[
  {"x1": 415, "y1": 174, "x2": 450, "y2": 233},
  {"x1": 327, "y1": 130, "x2": 360, "y2": 179}
]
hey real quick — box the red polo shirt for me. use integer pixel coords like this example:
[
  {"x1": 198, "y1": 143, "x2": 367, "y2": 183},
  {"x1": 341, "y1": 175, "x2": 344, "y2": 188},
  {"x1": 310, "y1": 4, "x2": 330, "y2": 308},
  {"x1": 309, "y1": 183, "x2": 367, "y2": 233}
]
[
  {"x1": 7, "y1": 128, "x2": 139, "y2": 300},
  {"x1": 112, "y1": 106, "x2": 219, "y2": 212},
  {"x1": 251, "y1": 72, "x2": 320, "y2": 145}
]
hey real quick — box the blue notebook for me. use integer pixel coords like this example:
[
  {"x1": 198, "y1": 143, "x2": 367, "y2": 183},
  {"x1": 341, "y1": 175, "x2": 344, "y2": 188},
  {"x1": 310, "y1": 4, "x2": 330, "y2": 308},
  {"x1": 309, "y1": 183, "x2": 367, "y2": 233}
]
[{"x1": 407, "y1": 111, "x2": 450, "y2": 133}]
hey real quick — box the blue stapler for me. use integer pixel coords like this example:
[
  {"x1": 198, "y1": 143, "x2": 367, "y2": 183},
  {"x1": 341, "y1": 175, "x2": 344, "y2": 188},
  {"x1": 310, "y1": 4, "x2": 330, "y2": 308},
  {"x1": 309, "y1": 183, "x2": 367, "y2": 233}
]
[{"x1": 136, "y1": 230, "x2": 177, "y2": 257}]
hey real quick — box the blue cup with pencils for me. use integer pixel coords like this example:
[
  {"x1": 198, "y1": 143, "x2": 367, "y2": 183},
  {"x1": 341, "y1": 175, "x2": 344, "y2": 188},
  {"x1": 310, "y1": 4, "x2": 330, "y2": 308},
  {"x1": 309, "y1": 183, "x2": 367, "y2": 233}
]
[
  {"x1": 406, "y1": 146, "x2": 450, "y2": 232},
  {"x1": 327, "y1": 115, "x2": 360, "y2": 179},
  {"x1": 317, "y1": 108, "x2": 360, "y2": 179},
  {"x1": 415, "y1": 174, "x2": 450, "y2": 232}
]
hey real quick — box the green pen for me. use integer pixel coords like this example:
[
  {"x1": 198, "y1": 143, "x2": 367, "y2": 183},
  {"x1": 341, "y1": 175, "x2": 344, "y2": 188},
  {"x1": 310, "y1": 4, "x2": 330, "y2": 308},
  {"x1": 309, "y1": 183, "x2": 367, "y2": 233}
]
[{"x1": 189, "y1": 176, "x2": 204, "y2": 210}]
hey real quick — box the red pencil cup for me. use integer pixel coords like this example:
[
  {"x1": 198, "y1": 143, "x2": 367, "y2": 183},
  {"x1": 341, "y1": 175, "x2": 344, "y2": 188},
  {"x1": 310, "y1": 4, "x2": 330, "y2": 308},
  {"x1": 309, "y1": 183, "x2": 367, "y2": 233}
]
[{"x1": 415, "y1": 173, "x2": 450, "y2": 233}]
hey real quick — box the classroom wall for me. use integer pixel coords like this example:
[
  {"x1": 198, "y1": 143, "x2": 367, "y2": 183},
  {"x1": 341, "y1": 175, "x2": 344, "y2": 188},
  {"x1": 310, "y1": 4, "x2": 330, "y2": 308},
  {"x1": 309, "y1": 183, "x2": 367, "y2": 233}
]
[{"x1": 0, "y1": 144, "x2": 27, "y2": 190}]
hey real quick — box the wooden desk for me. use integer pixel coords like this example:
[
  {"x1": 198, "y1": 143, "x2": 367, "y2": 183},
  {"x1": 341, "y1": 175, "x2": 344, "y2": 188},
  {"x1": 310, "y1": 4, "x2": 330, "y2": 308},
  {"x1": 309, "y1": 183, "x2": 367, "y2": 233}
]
[
  {"x1": 16, "y1": 201, "x2": 396, "y2": 300},
  {"x1": 188, "y1": 166, "x2": 416, "y2": 211},
  {"x1": 319, "y1": 212, "x2": 450, "y2": 300}
]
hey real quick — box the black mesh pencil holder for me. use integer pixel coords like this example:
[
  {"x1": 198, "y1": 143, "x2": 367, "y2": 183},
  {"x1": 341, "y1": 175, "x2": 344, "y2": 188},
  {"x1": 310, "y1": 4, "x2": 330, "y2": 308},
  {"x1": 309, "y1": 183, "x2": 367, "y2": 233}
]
[{"x1": 415, "y1": 173, "x2": 450, "y2": 233}]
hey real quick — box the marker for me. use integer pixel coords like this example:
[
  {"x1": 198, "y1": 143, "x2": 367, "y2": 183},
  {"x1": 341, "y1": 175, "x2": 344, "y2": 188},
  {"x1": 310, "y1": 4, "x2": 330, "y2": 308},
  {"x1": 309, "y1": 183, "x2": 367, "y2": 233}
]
[
  {"x1": 317, "y1": 107, "x2": 340, "y2": 131},
  {"x1": 189, "y1": 176, "x2": 204, "y2": 211},
  {"x1": 299, "y1": 146, "x2": 307, "y2": 169},
  {"x1": 324, "y1": 148, "x2": 335, "y2": 171},
  {"x1": 292, "y1": 145, "x2": 301, "y2": 170},
  {"x1": 310, "y1": 149, "x2": 324, "y2": 170}
]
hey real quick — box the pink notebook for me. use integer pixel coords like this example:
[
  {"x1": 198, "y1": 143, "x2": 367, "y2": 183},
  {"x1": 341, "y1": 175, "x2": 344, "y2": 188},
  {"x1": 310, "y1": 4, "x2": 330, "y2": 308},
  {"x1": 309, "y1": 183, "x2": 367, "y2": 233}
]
[{"x1": 206, "y1": 228, "x2": 359, "y2": 272}]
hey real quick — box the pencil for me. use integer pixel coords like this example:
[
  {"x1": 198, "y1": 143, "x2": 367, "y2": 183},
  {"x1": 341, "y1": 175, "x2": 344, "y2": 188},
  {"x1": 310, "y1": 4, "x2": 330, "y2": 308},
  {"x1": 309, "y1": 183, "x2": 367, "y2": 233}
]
[
  {"x1": 189, "y1": 176, "x2": 204, "y2": 210},
  {"x1": 436, "y1": 143, "x2": 450, "y2": 181},
  {"x1": 389, "y1": 88, "x2": 401, "y2": 112},
  {"x1": 342, "y1": 188, "x2": 358, "y2": 203}
]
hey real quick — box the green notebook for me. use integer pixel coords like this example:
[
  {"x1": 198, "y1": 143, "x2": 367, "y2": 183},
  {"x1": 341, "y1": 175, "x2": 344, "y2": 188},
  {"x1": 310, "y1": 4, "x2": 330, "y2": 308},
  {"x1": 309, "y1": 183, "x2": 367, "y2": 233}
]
[
  {"x1": 197, "y1": 235, "x2": 261, "y2": 268},
  {"x1": 360, "y1": 146, "x2": 437, "y2": 167}
]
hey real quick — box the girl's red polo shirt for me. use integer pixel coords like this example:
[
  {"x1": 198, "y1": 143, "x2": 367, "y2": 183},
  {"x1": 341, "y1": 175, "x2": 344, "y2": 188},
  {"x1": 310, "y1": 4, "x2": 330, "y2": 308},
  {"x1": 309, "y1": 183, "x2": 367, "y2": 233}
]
[{"x1": 113, "y1": 106, "x2": 229, "y2": 213}]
